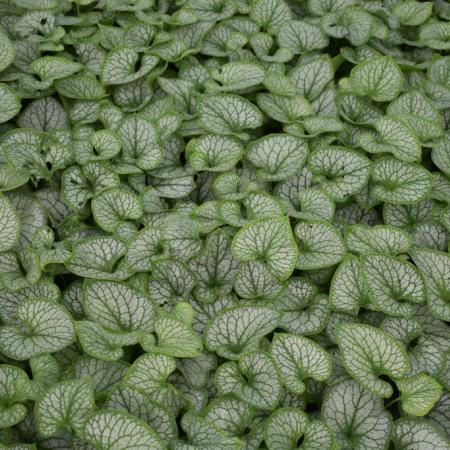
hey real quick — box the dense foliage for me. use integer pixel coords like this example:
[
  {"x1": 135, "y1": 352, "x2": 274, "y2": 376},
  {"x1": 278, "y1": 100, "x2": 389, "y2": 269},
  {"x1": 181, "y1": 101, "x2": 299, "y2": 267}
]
[{"x1": 0, "y1": 0, "x2": 449, "y2": 448}]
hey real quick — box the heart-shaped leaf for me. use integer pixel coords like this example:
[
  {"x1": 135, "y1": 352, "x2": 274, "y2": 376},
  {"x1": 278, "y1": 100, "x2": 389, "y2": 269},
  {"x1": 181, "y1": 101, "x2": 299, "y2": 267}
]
[
  {"x1": 322, "y1": 379, "x2": 392, "y2": 449},
  {"x1": 393, "y1": 418, "x2": 450, "y2": 449},
  {"x1": 289, "y1": 55, "x2": 334, "y2": 101},
  {"x1": 335, "y1": 323, "x2": 410, "y2": 398},
  {"x1": 256, "y1": 93, "x2": 312, "y2": 123},
  {"x1": 151, "y1": 312, "x2": 203, "y2": 357},
  {"x1": 0, "y1": 365, "x2": 32, "y2": 428},
  {"x1": 66, "y1": 236, "x2": 133, "y2": 280},
  {"x1": 361, "y1": 254, "x2": 426, "y2": 316},
  {"x1": 0, "y1": 84, "x2": 21, "y2": 123},
  {"x1": 76, "y1": 320, "x2": 139, "y2": 361},
  {"x1": 271, "y1": 333, "x2": 332, "y2": 394},
  {"x1": 410, "y1": 248, "x2": 450, "y2": 322},
  {"x1": 246, "y1": 134, "x2": 308, "y2": 181},
  {"x1": 91, "y1": 187, "x2": 143, "y2": 233},
  {"x1": 118, "y1": 113, "x2": 163, "y2": 170},
  {"x1": 148, "y1": 258, "x2": 196, "y2": 305},
  {"x1": 105, "y1": 384, "x2": 177, "y2": 444},
  {"x1": 190, "y1": 230, "x2": 239, "y2": 303},
  {"x1": 198, "y1": 94, "x2": 263, "y2": 138},
  {"x1": 234, "y1": 260, "x2": 285, "y2": 300},
  {"x1": 387, "y1": 90, "x2": 443, "y2": 142},
  {"x1": 216, "y1": 350, "x2": 282, "y2": 410},
  {"x1": 295, "y1": 220, "x2": 346, "y2": 269},
  {"x1": 35, "y1": 378, "x2": 95, "y2": 437},
  {"x1": 371, "y1": 158, "x2": 434, "y2": 204},
  {"x1": 186, "y1": 134, "x2": 243, "y2": 172},
  {"x1": 205, "y1": 305, "x2": 280, "y2": 360},
  {"x1": 82, "y1": 410, "x2": 165, "y2": 449},
  {"x1": 0, "y1": 299, "x2": 75, "y2": 360},
  {"x1": 231, "y1": 216, "x2": 298, "y2": 280},
  {"x1": 61, "y1": 161, "x2": 120, "y2": 211},
  {"x1": 124, "y1": 353, "x2": 176, "y2": 396},
  {"x1": 345, "y1": 224, "x2": 411, "y2": 256},
  {"x1": 175, "y1": 411, "x2": 243, "y2": 449},
  {"x1": 101, "y1": 46, "x2": 159, "y2": 85},
  {"x1": 359, "y1": 116, "x2": 421, "y2": 162},
  {"x1": 308, "y1": 146, "x2": 371, "y2": 201},
  {"x1": 211, "y1": 61, "x2": 265, "y2": 91},
  {"x1": 330, "y1": 255, "x2": 368, "y2": 315},
  {"x1": 396, "y1": 373, "x2": 442, "y2": 416},
  {"x1": 264, "y1": 407, "x2": 335, "y2": 450},
  {"x1": 250, "y1": 0, "x2": 292, "y2": 34},
  {"x1": 277, "y1": 20, "x2": 328, "y2": 54},
  {"x1": 83, "y1": 280, "x2": 156, "y2": 332},
  {"x1": 277, "y1": 278, "x2": 330, "y2": 335},
  {"x1": 349, "y1": 56, "x2": 403, "y2": 102},
  {"x1": 125, "y1": 226, "x2": 167, "y2": 272},
  {"x1": 0, "y1": 193, "x2": 20, "y2": 252}
]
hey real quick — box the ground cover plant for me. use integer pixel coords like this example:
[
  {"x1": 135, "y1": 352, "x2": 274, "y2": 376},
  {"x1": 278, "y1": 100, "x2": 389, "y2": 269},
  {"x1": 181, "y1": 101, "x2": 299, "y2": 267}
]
[{"x1": 0, "y1": 0, "x2": 449, "y2": 448}]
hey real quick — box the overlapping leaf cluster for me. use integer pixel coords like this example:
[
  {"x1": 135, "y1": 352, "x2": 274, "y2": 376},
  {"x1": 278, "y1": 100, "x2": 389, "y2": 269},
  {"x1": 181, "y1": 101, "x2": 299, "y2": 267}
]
[{"x1": 0, "y1": 0, "x2": 449, "y2": 448}]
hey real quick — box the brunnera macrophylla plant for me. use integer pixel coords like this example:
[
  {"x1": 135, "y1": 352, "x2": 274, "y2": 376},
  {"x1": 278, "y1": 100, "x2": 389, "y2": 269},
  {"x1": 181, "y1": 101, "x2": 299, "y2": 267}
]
[{"x1": 0, "y1": 0, "x2": 449, "y2": 448}]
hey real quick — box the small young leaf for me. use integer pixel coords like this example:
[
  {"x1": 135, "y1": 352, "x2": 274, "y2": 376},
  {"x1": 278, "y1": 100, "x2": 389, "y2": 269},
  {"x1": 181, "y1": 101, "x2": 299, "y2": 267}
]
[
  {"x1": 152, "y1": 312, "x2": 203, "y2": 357},
  {"x1": 396, "y1": 374, "x2": 442, "y2": 417}
]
